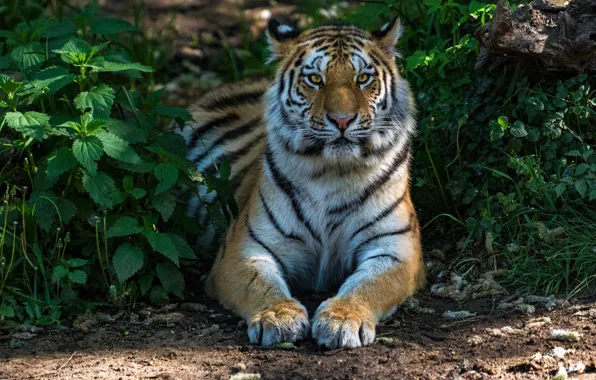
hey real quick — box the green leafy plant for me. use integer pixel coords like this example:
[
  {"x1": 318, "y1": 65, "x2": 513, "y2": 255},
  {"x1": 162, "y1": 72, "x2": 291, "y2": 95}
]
[{"x1": 0, "y1": 4, "x2": 206, "y2": 323}]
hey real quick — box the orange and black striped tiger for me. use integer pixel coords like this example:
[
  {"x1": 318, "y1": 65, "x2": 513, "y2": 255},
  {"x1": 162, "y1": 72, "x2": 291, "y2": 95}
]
[{"x1": 178, "y1": 18, "x2": 425, "y2": 348}]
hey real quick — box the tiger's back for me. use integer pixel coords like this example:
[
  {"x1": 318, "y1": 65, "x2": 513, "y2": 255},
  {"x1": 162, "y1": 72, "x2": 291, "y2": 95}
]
[{"x1": 178, "y1": 79, "x2": 271, "y2": 238}]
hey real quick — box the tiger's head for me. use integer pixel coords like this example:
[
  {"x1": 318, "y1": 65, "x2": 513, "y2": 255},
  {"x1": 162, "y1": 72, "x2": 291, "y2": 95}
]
[{"x1": 265, "y1": 18, "x2": 415, "y2": 162}]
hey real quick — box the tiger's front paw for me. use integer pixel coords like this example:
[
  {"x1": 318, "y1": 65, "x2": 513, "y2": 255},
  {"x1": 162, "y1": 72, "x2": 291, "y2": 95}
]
[
  {"x1": 311, "y1": 297, "x2": 376, "y2": 349},
  {"x1": 248, "y1": 299, "x2": 310, "y2": 346}
]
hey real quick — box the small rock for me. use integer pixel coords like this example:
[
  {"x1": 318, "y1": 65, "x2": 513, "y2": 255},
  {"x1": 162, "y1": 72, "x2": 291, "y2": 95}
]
[
  {"x1": 549, "y1": 329, "x2": 581, "y2": 342},
  {"x1": 198, "y1": 324, "x2": 219, "y2": 336},
  {"x1": 567, "y1": 361, "x2": 585, "y2": 374},
  {"x1": 229, "y1": 374, "x2": 261, "y2": 380},
  {"x1": 552, "y1": 365, "x2": 568, "y2": 380},
  {"x1": 375, "y1": 337, "x2": 395, "y2": 346},
  {"x1": 160, "y1": 304, "x2": 178, "y2": 312},
  {"x1": 232, "y1": 363, "x2": 247, "y2": 372},
  {"x1": 181, "y1": 303, "x2": 206, "y2": 312},
  {"x1": 467, "y1": 335, "x2": 483, "y2": 346},
  {"x1": 12, "y1": 332, "x2": 36, "y2": 340},
  {"x1": 551, "y1": 347, "x2": 569, "y2": 359},
  {"x1": 272, "y1": 342, "x2": 297, "y2": 350},
  {"x1": 442, "y1": 310, "x2": 476, "y2": 320},
  {"x1": 516, "y1": 304, "x2": 536, "y2": 314},
  {"x1": 526, "y1": 316, "x2": 551, "y2": 329}
]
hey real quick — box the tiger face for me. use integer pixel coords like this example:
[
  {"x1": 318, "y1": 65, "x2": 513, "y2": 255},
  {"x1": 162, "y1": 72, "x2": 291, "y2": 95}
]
[{"x1": 266, "y1": 18, "x2": 414, "y2": 161}]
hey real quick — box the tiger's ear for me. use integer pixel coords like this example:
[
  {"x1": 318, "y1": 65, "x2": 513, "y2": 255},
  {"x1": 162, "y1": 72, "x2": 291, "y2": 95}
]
[
  {"x1": 266, "y1": 19, "x2": 300, "y2": 62},
  {"x1": 372, "y1": 17, "x2": 402, "y2": 56}
]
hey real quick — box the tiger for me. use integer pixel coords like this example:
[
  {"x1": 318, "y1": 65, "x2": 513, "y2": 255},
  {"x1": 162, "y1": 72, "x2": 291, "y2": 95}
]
[{"x1": 178, "y1": 17, "x2": 425, "y2": 349}]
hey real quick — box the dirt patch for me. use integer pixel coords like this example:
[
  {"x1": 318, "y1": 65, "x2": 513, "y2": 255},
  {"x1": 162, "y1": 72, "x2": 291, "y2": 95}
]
[{"x1": 1, "y1": 292, "x2": 595, "y2": 379}]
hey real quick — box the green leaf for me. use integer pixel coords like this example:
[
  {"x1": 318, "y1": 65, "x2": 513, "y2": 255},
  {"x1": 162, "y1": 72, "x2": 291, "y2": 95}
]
[
  {"x1": 151, "y1": 191, "x2": 176, "y2": 221},
  {"x1": 156, "y1": 132, "x2": 188, "y2": 156},
  {"x1": 74, "y1": 84, "x2": 115, "y2": 119},
  {"x1": 89, "y1": 57, "x2": 154, "y2": 73},
  {"x1": 590, "y1": 190, "x2": 596, "y2": 201},
  {"x1": 0, "y1": 305, "x2": 15, "y2": 318},
  {"x1": 105, "y1": 120, "x2": 147, "y2": 143},
  {"x1": 510, "y1": 121, "x2": 528, "y2": 138},
  {"x1": 123, "y1": 175, "x2": 134, "y2": 192},
  {"x1": 154, "y1": 163, "x2": 179, "y2": 194},
  {"x1": 0, "y1": 55, "x2": 10, "y2": 70},
  {"x1": 46, "y1": 147, "x2": 77, "y2": 181},
  {"x1": 52, "y1": 265, "x2": 68, "y2": 283},
  {"x1": 154, "y1": 104, "x2": 192, "y2": 121},
  {"x1": 143, "y1": 230, "x2": 179, "y2": 266},
  {"x1": 575, "y1": 163, "x2": 590, "y2": 176},
  {"x1": 4, "y1": 111, "x2": 50, "y2": 141},
  {"x1": 112, "y1": 243, "x2": 145, "y2": 283},
  {"x1": 53, "y1": 38, "x2": 92, "y2": 65},
  {"x1": 56, "y1": 198, "x2": 77, "y2": 224},
  {"x1": 129, "y1": 188, "x2": 147, "y2": 199},
  {"x1": 66, "y1": 258, "x2": 88, "y2": 267},
  {"x1": 497, "y1": 116, "x2": 508, "y2": 130},
  {"x1": 106, "y1": 216, "x2": 143, "y2": 238},
  {"x1": 156, "y1": 261, "x2": 185, "y2": 298},
  {"x1": 82, "y1": 172, "x2": 116, "y2": 209},
  {"x1": 149, "y1": 285, "x2": 169, "y2": 305},
  {"x1": 90, "y1": 18, "x2": 140, "y2": 35},
  {"x1": 11, "y1": 42, "x2": 45, "y2": 71},
  {"x1": 28, "y1": 66, "x2": 76, "y2": 95},
  {"x1": 575, "y1": 180, "x2": 587, "y2": 197},
  {"x1": 45, "y1": 20, "x2": 78, "y2": 39},
  {"x1": 73, "y1": 136, "x2": 103, "y2": 174},
  {"x1": 117, "y1": 157, "x2": 155, "y2": 173},
  {"x1": 68, "y1": 270, "x2": 87, "y2": 284},
  {"x1": 0, "y1": 74, "x2": 21, "y2": 94},
  {"x1": 29, "y1": 191, "x2": 57, "y2": 231},
  {"x1": 139, "y1": 273, "x2": 154, "y2": 295},
  {"x1": 96, "y1": 131, "x2": 141, "y2": 164},
  {"x1": 166, "y1": 233, "x2": 196, "y2": 260}
]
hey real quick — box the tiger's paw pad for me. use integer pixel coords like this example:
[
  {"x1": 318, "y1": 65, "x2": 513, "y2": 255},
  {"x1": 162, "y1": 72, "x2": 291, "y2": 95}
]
[
  {"x1": 311, "y1": 298, "x2": 376, "y2": 349},
  {"x1": 248, "y1": 300, "x2": 310, "y2": 346}
]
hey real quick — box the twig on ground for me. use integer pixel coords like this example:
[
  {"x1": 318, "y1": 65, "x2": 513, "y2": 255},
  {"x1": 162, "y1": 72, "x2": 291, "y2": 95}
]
[{"x1": 56, "y1": 351, "x2": 77, "y2": 372}]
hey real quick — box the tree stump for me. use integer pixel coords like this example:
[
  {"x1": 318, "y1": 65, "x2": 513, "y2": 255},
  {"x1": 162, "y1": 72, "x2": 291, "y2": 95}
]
[{"x1": 475, "y1": 0, "x2": 596, "y2": 73}]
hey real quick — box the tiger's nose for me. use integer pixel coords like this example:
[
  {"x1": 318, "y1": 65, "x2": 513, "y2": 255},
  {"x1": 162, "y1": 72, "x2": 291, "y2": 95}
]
[{"x1": 326, "y1": 113, "x2": 357, "y2": 131}]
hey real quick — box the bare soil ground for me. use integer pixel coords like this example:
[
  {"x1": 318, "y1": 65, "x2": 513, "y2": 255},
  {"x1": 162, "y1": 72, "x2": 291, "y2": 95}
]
[{"x1": 1, "y1": 292, "x2": 595, "y2": 379}]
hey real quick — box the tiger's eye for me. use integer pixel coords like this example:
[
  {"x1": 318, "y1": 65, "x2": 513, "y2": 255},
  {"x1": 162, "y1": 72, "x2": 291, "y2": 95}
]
[
  {"x1": 308, "y1": 74, "x2": 323, "y2": 84},
  {"x1": 357, "y1": 74, "x2": 370, "y2": 84}
]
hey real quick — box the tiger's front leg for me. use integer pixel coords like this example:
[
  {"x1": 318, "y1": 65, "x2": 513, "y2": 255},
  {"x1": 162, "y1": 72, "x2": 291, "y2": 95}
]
[
  {"x1": 205, "y1": 210, "x2": 310, "y2": 346},
  {"x1": 311, "y1": 215, "x2": 425, "y2": 349}
]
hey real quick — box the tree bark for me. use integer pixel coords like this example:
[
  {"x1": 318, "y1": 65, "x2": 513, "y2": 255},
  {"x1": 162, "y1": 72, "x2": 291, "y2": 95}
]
[{"x1": 475, "y1": 0, "x2": 596, "y2": 73}]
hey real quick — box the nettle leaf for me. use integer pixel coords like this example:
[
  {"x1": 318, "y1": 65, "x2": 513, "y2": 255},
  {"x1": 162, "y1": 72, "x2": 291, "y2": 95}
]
[
  {"x1": 117, "y1": 158, "x2": 155, "y2": 173},
  {"x1": 53, "y1": 38, "x2": 92, "y2": 64},
  {"x1": 154, "y1": 104, "x2": 192, "y2": 121},
  {"x1": 89, "y1": 57, "x2": 154, "y2": 73},
  {"x1": 151, "y1": 191, "x2": 176, "y2": 221},
  {"x1": 590, "y1": 190, "x2": 596, "y2": 202},
  {"x1": 128, "y1": 188, "x2": 147, "y2": 199},
  {"x1": 575, "y1": 180, "x2": 587, "y2": 197},
  {"x1": 154, "y1": 163, "x2": 179, "y2": 194},
  {"x1": 139, "y1": 273, "x2": 154, "y2": 295},
  {"x1": 0, "y1": 55, "x2": 10, "y2": 70},
  {"x1": 29, "y1": 191, "x2": 57, "y2": 231},
  {"x1": 46, "y1": 147, "x2": 77, "y2": 181},
  {"x1": 68, "y1": 270, "x2": 87, "y2": 284},
  {"x1": 11, "y1": 42, "x2": 45, "y2": 71},
  {"x1": 106, "y1": 216, "x2": 143, "y2": 238},
  {"x1": 73, "y1": 136, "x2": 103, "y2": 174},
  {"x1": 575, "y1": 163, "x2": 590, "y2": 176},
  {"x1": 52, "y1": 265, "x2": 69, "y2": 284},
  {"x1": 67, "y1": 258, "x2": 88, "y2": 267},
  {"x1": 166, "y1": 233, "x2": 196, "y2": 260},
  {"x1": 105, "y1": 120, "x2": 147, "y2": 143},
  {"x1": 56, "y1": 198, "x2": 77, "y2": 224},
  {"x1": 156, "y1": 261, "x2": 185, "y2": 298},
  {"x1": 143, "y1": 230, "x2": 179, "y2": 266},
  {"x1": 74, "y1": 84, "x2": 115, "y2": 119},
  {"x1": 82, "y1": 172, "x2": 116, "y2": 209},
  {"x1": 90, "y1": 18, "x2": 140, "y2": 35},
  {"x1": 28, "y1": 66, "x2": 76, "y2": 94},
  {"x1": 156, "y1": 132, "x2": 188, "y2": 156},
  {"x1": 4, "y1": 111, "x2": 50, "y2": 141},
  {"x1": 112, "y1": 243, "x2": 145, "y2": 283},
  {"x1": 97, "y1": 131, "x2": 141, "y2": 164}
]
